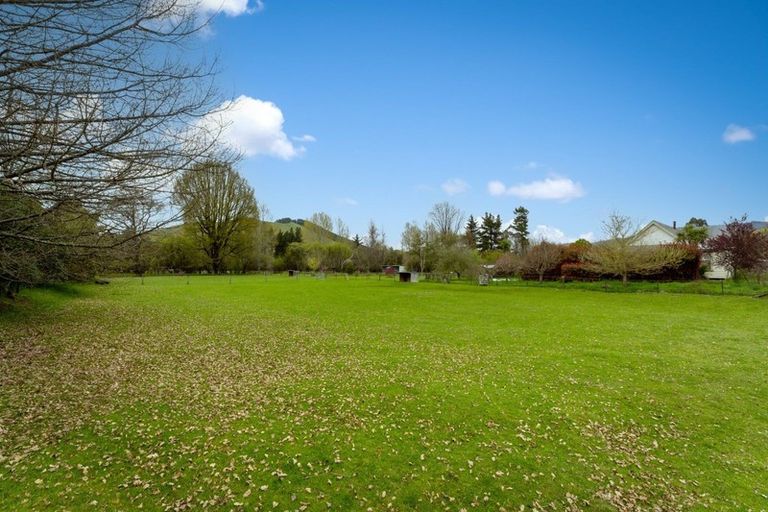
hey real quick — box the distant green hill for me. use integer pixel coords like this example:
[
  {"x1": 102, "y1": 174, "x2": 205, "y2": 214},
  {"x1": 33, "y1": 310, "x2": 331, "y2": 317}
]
[
  {"x1": 147, "y1": 218, "x2": 350, "y2": 245},
  {"x1": 268, "y1": 218, "x2": 350, "y2": 244}
]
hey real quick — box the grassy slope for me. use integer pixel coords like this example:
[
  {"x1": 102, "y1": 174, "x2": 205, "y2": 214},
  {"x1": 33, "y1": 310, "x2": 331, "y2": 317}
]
[
  {"x1": 269, "y1": 220, "x2": 349, "y2": 245},
  {"x1": 1, "y1": 276, "x2": 767, "y2": 510}
]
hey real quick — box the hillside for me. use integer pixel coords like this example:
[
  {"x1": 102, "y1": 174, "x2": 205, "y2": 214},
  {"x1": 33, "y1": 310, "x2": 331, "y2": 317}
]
[
  {"x1": 268, "y1": 218, "x2": 351, "y2": 245},
  {"x1": 145, "y1": 218, "x2": 350, "y2": 246}
]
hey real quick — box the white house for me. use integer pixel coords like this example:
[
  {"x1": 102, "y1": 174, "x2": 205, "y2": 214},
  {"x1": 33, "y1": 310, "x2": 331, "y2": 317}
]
[{"x1": 633, "y1": 220, "x2": 768, "y2": 279}]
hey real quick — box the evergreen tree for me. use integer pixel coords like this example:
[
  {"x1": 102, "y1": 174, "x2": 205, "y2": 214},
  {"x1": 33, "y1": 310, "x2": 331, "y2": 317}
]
[
  {"x1": 478, "y1": 212, "x2": 503, "y2": 252},
  {"x1": 352, "y1": 234, "x2": 363, "y2": 247},
  {"x1": 465, "y1": 215, "x2": 479, "y2": 249},
  {"x1": 274, "y1": 231, "x2": 287, "y2": 257},
  {"x1": 511, "y1": 206, "x2": 530, "y2": 255}
]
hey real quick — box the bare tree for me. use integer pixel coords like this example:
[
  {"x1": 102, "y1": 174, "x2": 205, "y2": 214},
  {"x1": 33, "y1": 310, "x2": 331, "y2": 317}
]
[
  {"x1": 585, "y1": 212, "x2": 690, "y2": 284},
  {"x1": 0, "y1": 1, "x2": 229, "y2": 287},
  {"x1": 173, "y1": 162, "x2": 258, "y2": 274},
  {"x1": 361, "y1": 220, "x2": 387, "y2": 271},
  {"x1": 335, "y1": 217, "x2": 350, "y2": 239},
  {"x1": 108, "y1": 188, "x2": 165, "y2": 275},
  {"x1": 429, "y1": 202, "x2": 465, "y2": 242},
  {"x1": 522, "y1": 241, "x2": 563, "y2": 281},
  {"x1": 309, "y1": 212, "x2": 333, "y2": 232}
]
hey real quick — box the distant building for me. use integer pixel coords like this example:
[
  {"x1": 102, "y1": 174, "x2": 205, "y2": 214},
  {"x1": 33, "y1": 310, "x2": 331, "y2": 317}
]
[{"x1": 634, "y1": 220, "x2": 768, "y2": 279}]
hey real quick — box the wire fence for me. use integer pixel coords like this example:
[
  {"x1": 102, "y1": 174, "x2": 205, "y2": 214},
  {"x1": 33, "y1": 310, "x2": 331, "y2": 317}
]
[{"x1": 113, "y1": 270, "x2": 768, "y2": 298}]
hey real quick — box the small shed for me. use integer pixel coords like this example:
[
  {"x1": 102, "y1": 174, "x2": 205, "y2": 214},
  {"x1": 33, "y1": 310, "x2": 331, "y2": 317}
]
[{"x1": 398, "y1": 271, "x2": 419, "y2": 283}]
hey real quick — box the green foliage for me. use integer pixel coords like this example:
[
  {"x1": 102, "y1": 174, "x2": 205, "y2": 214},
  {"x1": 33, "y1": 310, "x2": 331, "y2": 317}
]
[
  {"x1": 677, "y1": 218, "x2": 709, "y2": 245},
  {"x1": 477, "y1": 212, "x2": 503, "y2": 252},
  {"x1": 0, "y1": 188, "x2": 100, "y2": 296},
  {"x1": 435, "y1": 244, "x2": 480, "y2": 278},
  {"x1": 283, "y1": 243, "x2": 308, "y2": 270},
  {"x1": 275, "y1": 227, "x2": 304, "y2": 257},
  {"x1": 464, "y1": 215, "x2": 479, "y2": 248},
  {"x1": 510, "y1": 206, "x2": 530, "y2": 254},
  {"x1": 304, "y1": 242, "x2": 353, "y2": 272},
  {"x1": 173, "y1": 162, "x2": 258, "y2": 274},
  {"x1": 155, "y1": 229, "x2": 206, "y2": 273}
]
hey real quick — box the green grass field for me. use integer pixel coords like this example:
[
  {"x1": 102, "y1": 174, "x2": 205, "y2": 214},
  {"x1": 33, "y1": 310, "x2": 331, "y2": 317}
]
[{"x1": 1, "y1": 276, "x2": 767, "y2": 510}]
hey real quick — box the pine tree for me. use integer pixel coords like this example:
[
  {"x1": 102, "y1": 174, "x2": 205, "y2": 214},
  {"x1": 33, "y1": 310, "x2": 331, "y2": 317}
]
[
  {"x1": 465, "y1": 215, "x2": 479, "y2": 249},
  {"x1": 478, "y1": 212, "x2": 503, "y2": 252},
  {"x1": 511, "y1": 206, "x2": 530, "y2": 255}
]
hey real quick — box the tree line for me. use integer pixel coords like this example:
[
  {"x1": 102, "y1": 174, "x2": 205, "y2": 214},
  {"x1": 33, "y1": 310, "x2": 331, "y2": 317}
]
[
  {"x1": 400, "y1": 207, "x2": 768, "y2": 285},
  {"x1": 1, "y1": 2, "x2": 765, "y2": 297}
]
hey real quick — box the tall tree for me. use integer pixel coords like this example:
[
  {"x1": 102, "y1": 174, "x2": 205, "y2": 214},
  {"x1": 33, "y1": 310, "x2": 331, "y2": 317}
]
[
  {"x1": 174, "y1": 162, "x2": 258, "y2": 274},
  {"x1": 429, "y1": 202, "x2": 465, "y2": 243},
  {"x1": 0, "y1": 1, "x2": 227, "y2": 288},
  {"x1": 478, "y1": 212, "x2": 503, "y2": 252},
  {"x1": 402, "y1": 222, "x2": 426, "y2": 271},
  {"x1": 464, "y1": 215, "x2": 479, "y2": 249},
  {"x1": 510, "y1": 206, "x2": 530, "y2": 254},
  {"x1": 361, "y1": 220, "x2": 387, "y2": 271}
]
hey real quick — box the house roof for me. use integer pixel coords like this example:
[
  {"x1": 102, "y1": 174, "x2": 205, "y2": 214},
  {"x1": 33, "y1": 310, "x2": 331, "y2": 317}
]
[
  {"x1": 636, "y1": 220, "x2": 678, "y2": 240},
  {"x1": 643, "y1": 220, "x2": 768, "y2": 240}
]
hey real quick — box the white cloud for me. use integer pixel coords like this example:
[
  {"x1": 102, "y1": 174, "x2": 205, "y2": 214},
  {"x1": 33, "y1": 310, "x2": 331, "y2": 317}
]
[
  {"x1": 532, "y1": 224, "x2": 567, "y2": 243},
  {"x1": 337, "y1": 197, "x2": 359, "y2": 206},
  {"x1": 531, "y1": 225, "x2": 594, "y2": 243},
  {"x1": 488, "y1": 180, "x2": 507, "y2": 197},
  {"x1": 200, "y1": 95, "x2": 303, "y2": 160},
  {"x1": 488, "y1": 177, "x2": 585, "y2": 201},
  {"x1": 441, "y1": 178, "x2": 469, "y2": 196},
  {"x1": 292, "y1": 134, "x2": 317, "y2": 143},
  {"x1": 722, "y1": 124, "x2": 756, "y2": 144},
  {"x1": 195, "y1": 0, "x2": 260, "y2": 16}
]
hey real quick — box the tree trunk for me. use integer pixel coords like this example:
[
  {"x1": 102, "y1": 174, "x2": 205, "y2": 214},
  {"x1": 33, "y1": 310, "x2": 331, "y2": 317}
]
[
  {"x1": 622, "y1": 273, "x2": 628, "y2": 286},
  {"x1": 539, "y1": 272, "x2": 544, "y2": 282}
]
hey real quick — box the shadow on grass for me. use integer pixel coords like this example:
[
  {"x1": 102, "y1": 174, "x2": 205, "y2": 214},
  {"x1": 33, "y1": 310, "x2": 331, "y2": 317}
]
[{"x1": 0, "y1": 282, "x2": 94, "y2": 323}]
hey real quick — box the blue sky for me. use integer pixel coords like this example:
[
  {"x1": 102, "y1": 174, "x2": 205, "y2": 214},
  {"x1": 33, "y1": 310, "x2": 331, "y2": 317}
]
[{"x1": 196, "y1": 0, "x2": 767, "y2": 244}]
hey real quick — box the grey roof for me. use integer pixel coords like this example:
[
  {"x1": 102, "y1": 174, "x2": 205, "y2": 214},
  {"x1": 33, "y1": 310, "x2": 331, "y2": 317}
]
[{"x1": 653, "y1": 220, "x2": 768, "y2": 238}]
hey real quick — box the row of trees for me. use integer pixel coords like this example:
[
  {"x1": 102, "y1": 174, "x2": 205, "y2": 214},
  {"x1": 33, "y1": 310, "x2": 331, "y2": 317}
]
[
  {"x1": 400, "y1": 208, "x2": 768, "y2": 285},
  {"x1": 1, "y1": 2, "x2": 764, "y2": 297},
  {"x1": 464, "y1": 207, "x2": 531, "y2": 254},
  {"x1": 100, "y1": 159, "x2": 400, "y2": 275}
]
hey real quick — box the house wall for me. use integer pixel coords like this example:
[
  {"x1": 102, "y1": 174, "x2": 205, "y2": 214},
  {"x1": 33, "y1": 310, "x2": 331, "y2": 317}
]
[
  {"x1": 634, "y1": 225, "x2": 676, "y2": 246},
  {"x1": 703, "y1": 254, "x2": 731, "y2": 279}
]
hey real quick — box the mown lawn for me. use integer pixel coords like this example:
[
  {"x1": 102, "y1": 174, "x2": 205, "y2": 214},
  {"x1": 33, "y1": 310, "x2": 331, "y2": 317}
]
[{"x1": 1, "y1": 275, "x2": 767, "y2": 511}]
